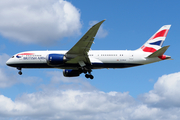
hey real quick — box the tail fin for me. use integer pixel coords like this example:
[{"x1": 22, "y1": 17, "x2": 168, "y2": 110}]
[{"x1": 139, "y1": 25, "x2": 171, "y2": 52}]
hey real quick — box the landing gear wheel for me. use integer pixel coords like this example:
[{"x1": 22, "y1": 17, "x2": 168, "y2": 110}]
[
  {"x1": 85, "y1": 74, "x2": 94, "y2": 79},
  {"x1": 85, "y1": 74, "x2": 89, "y2": 78},
  {"x1": 89, "y1": 75, "x2": 94, "y2": 79},
  {"x1": 18, "y1": 71, "x2": 22, "y2": 75}
]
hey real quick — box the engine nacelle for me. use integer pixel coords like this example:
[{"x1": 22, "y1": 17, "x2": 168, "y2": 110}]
[
  {"x1": 63, "y1": 69, "x2": 81, "y2": 77},
  {"x1": 46, "y1": 54, "x2": 66, "y2": 66}
]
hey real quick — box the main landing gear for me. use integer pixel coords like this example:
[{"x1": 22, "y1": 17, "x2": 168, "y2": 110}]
[
  {"x1": 85, "y1": 74, "x2": 94, "y2": 79},
  {"x1": 17, "y1": 67, "x2": 22, "y2": 75},
  {"x1": 81, "y1": 67, "x2": 94, "y2": 79}
]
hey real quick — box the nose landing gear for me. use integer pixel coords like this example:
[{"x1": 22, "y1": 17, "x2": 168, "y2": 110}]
[
  {"x1": 17, "y1": 67, "x2": 22, "y2": 75},
  {"x1": 18, "y1": 71, "x2": 22, "y2": 75}
]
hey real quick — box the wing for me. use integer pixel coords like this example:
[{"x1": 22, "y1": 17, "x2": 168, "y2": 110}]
[{"x1": 65, "y1": 20, "x2": 105, "y2": 65}]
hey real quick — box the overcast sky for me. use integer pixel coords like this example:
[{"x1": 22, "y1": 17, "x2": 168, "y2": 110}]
[{"x1": 1, "y1": 0, "x2": 180, "y2": 120}]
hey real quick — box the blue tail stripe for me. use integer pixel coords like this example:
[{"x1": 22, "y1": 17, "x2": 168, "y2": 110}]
[{"x1": 149, "y1": 40, "x2": 162, "y2": 46}]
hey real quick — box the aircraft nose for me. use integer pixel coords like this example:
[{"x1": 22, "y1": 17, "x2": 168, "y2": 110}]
[{"x1": 6, "y1": 58, "x2": 13, "y2": 67}]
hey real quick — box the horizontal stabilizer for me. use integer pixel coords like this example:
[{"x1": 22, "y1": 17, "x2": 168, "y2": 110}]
[{"x1": 147, "y1": 45, "x2": 170, "y2": 58}]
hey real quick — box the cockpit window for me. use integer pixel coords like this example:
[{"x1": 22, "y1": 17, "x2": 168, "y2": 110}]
[{"x1": 11, "y1": 56, "x2": 14, "y2": 58}]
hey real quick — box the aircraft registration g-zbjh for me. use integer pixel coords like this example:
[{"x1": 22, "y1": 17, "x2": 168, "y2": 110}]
[{"x1": 6, "y1": 20, "x2": 171, "y2": 79}]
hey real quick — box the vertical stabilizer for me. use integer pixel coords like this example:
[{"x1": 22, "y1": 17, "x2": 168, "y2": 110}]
[{"x1": 138, "y1": 25, "x2": 171, "y2": 53}]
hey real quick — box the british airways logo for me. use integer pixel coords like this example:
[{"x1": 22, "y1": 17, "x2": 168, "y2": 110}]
[
  {"x1": 16, "y1": 53, "x2": 34, "y2": 58},
  {"x1": 16, "y1": 53, "x2": 46, "y2": 60}
]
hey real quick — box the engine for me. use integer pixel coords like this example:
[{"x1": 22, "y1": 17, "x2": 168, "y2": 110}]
[
  {"x1": 46, "y1": 54, "x2": 66, "y2": 66},
  {"x1": 63, "y1": 69, "x2": 81, "y2": 77}
]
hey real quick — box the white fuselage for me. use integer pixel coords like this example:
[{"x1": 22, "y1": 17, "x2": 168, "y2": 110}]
[{"x1": 6, "y1": 50, "x2": 162, "y2": 70}]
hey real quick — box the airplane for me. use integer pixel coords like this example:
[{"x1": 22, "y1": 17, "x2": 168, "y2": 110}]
[{"x1": 6, "y1": 20, "x2": 171, "y2": 79}]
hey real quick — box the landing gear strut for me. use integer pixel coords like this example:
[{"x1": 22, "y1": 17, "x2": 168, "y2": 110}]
[
  {"x1": 17, "y1": 67, "x2": 22, "y2": 75},
  {"x1": 78, "y1": 61, "x2": 94, "y2": 79}
]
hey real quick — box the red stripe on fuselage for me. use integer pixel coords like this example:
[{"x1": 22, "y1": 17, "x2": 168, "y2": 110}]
[
  {"x1": 17, "y1": 53, "x2": 34, "y2": 56},
  {"x1": 150, "y1": 29, "x2": 169, "y2": 40}
]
